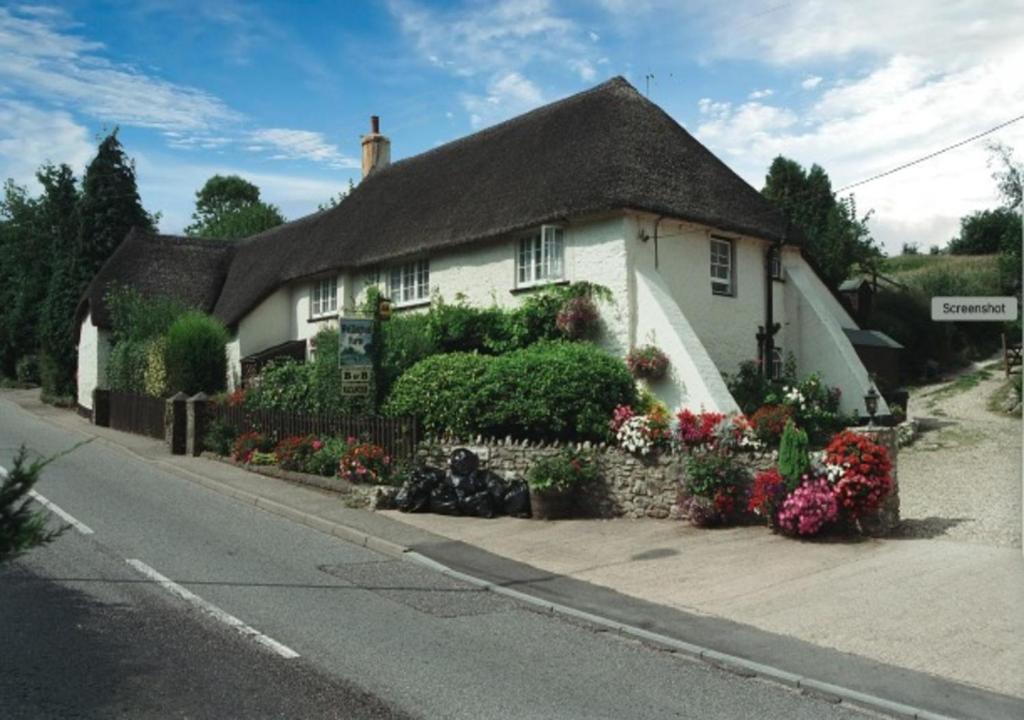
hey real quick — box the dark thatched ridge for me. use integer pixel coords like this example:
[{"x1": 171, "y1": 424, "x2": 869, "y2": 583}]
[
  {"x1": 77, "y1": 228, "x2": 236, "y2": 330},
  {"x1": 212, "y1": 76, "x2": 789, "y2": 327}
]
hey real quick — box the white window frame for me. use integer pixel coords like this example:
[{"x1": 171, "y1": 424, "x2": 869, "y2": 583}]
[
  {"x1": 389, "y1": 259, "x2": 430, "y2": 307},
  {"x1": 771, "y1": 346, "x2": 783, "y2": 379},
  {"x1": 769, "y1": 249, "x2": 783, "y2": 280},
  {"x1": 310, "y1": 275, "x2": 337, "y2": 318},
  {"x1": 517, "y1": 225, "x2": 564, "y2": 288},
  {"x1": 710, "y1": 236, "x2": 734, "y2": 296}
]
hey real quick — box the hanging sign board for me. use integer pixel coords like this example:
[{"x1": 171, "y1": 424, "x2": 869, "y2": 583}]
[{"x1": 339, "y1": 317, "x2": 374, "y2": 395}]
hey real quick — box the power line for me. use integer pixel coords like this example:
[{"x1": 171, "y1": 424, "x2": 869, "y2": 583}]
[{"x1": 835, "y1": 112, "x2": 1024, "y2": 193}]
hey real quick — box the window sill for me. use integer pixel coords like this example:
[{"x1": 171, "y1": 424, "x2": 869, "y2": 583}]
[
  {"x1": 509, "y1": 280, "x2": 569, "y2": 295},
  {"x1": 711, "y1": 290, "x2": 735, "y2": 298},
  {"x1": 307, "y1": 314, "x2": 338, "y2": 324},
  {"x1": 392, "y1": 299, "x2": 431, "y2": 312}
]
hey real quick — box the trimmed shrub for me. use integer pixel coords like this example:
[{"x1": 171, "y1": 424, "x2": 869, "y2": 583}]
[
  {"x1": 142, "y1": 337, "x2": 168, "y2": 397},
  {"x1": 107, "y1": 340, "x2": 148, "y2": 394},
  {"x1": 384, "y1": 352, "x2": 493, "y2": 436},
  {"x1": 380, "y1": 313, "x2": 438, "y2": 397},
  {"x1": 778, "y1": 420, "x2": 810, "y2": 489},
  {"x1": 164, "y1": 311, "x2": 228, "y2": 396},
  {"x1": 475, "y1": 341, "x2": 637, "y2": 442}
]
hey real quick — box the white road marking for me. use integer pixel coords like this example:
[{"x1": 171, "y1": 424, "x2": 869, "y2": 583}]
[
  {"x1": 125, "y1": 559, "x2": 300, "y2": 660},
  {"x1": 27, "y1": 490, "x2": 95, "y2": 535}
]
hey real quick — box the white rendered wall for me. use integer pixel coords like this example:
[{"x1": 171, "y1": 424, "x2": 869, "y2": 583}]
[
  {"x1": 76, "y1": 312, "x2": 109, "y2": 409},
  {"x1": 782, "y1": 255, "x2": 889, "y2": 417},
  {"x1": 632, "y1": 215, "x2": 772, "y2": 377}
]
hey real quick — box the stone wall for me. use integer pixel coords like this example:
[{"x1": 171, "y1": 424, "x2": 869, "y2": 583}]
[
  {"x1": 418, "y1": 429, "x2": 901, "y2": 532},
  {"x1": 417, "y1": 437, "x2": 777, "y2": 520}
]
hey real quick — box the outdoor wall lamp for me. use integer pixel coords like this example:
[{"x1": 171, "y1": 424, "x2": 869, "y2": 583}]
[{"x1": 864, "y1": 387, "x2": 879, "y2": 427}]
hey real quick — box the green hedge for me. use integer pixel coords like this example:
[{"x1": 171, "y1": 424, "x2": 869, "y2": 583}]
[
  {"x1": 164, "y1": 311, "x2": 228, "y2": 395},
  {"x1": 385, "y1": 341, "x2": 636, "y2": 442},
  {"x1": 383, "y1": 352, "x2": 493, "y2": 436}
]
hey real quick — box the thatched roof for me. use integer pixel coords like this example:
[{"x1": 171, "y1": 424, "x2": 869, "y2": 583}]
[
  {"x1": 78, "y1": 228, "x2": 235, "y2": 329},
  {"x1": 212, "y1": 76, "x2": 788, "y2": 326}
]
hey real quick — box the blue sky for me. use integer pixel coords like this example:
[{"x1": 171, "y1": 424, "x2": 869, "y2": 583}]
[{"x1": 1, "y1": 1, "x2": 1021, "y2": 254}]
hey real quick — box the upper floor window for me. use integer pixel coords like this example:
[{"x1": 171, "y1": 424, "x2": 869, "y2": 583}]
[
  {"x1": 389, "y1": 259, "x2": 430, "y2": 306},
  {"x1": 517, "y1": 225, "x2": 564, "y2": 287},
  {"x1": 311, "y1": 276, "x2": 337, "y2": 318},
  {"x1": 710, "y1": 236, "x2": 733, "y2": 296},
  {"x1": 769, "y1": 249, "x2": 783, "y2": 280}
]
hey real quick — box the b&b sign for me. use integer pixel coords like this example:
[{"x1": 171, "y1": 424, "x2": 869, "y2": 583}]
[{"x1": 339, "y1": 317, "x2": 373, "y2": 395}]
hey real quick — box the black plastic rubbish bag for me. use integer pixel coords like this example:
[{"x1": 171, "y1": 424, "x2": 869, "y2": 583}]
[
  {"x1": 395, "y1": 480, "x2": 430, "y2": 513},
  {"x1": 412, "y1": 466, "x2": 445, "y2": 491},
  {"x1": 430, "y1": 483, "x2": 461, "y2": 515},
  {"x1": 449, "y1": 448, "x2": 479, "y2": 477},
  {"x1": 459, "y1": 490, "x2": 496, "y2": 518},
  {"x1": 479, "y1": 472, "x2": 508, "y2": 506},
  {"x1": 502, "y1": 480, "x2": 531, "y2": 518}
]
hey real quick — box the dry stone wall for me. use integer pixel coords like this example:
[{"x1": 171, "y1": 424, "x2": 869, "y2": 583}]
[{"x1": 417, "y1": 436, "x2": 777, "y2": 520}]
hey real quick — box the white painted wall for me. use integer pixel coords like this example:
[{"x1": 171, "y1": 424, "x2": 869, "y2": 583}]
[
  {"x1": 76, "y1": 311, "x2": 110, "y2": 410},
  {"x1": 782, "y1": 253, "x2": 889, "y2": 417},
  {"x1": 630, "y1": 215, "x2": 771, "y2": 378}
]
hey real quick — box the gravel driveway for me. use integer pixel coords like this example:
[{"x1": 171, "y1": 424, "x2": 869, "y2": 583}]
[{"x1": 898, "y1": 365, "x2": 1022, "y2": 548}]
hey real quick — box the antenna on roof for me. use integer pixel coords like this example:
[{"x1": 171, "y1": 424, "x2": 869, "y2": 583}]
[{"x1": 644, "y1": 73, "x2": 655, "y2": 97}]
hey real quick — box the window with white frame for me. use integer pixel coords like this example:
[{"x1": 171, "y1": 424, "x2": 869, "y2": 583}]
[
  {"x1": 517, "y1": 225, "x2": 564, "y2": 287},
  {"x1": 710, "y1": 236, "x2": 733, "y2": 295},
  {"x1": 771, "y1": 347, "x2": 783, "y2": 379},
  {"x1": 389, "y1": 259, "x2": 430, "y2": 306},
  {"x1": 769, "y1": 249, "x2": 783, "y2": 280},
  {"x1": 311, "y1": 276, "x2": 337, "y2": 318}
]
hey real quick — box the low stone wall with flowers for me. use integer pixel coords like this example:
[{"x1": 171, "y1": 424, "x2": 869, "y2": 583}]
[{"x1": 416, "y1": 436, "x2": 778, "y2": 520}]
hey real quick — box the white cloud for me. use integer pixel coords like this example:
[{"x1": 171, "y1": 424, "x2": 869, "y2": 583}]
[
  {"x1": 134, "y1": 153, "x2": 354, "y2": 234},
  {"x1": 461, "y1": 72, "x2": 545, "y2": 129},
  {"x1": 569, "y1": 59, "x2": 597, "y2": 82},
  {"x1": 0, "y1": 7, "x2": 238, "y2": 131},
  {"x1": 693, "y1": 46, "x2": 1024, "y2": 253},
  {"x1": 701, "y1": 0, "x2": 1024, "y2": 68},
  {"x1": 748, "y1": 88, "x2": 773, "y2": 100},
  {"x1": 0, "y1": 99, "x2": 93, "y2": 189},
  {"x1": 247, "y1": 129, "x2": 360, "y2": 169},
  {"x1": 801, "y1": 75, "x2": 822, "y2": 90}
]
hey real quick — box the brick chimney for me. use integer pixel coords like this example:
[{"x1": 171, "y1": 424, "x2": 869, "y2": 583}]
[{"x1": 361, "y1": 115, "x2": 390, "y2": 179}]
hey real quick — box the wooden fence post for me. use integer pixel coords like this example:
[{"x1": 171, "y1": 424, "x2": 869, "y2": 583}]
[
  {"x1": 166, "y1": 392, "x2": 189, "y2": 455},
  {"x1": 92, "y1": 389, "x2": 110, "y2": 428},
  {"x1": 186, "y1": 392, "x2": 210, "y2": 457}
]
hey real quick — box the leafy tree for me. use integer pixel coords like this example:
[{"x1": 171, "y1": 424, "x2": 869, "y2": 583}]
[
  {"x1": 77, "y1": 129, "x2": 155, "y2": 273},
  {"x1": 185, "y1": 175, "x2": 284, "y2": 239},
  {"x1": 317, "y1": 179, "x2": 355, "y2": 211},
  {"x1": 37, "y1": 131, "x2": 155, "y2": 399},
  {"x1": 948, "y1": 208, "x2": 1022, "y2": 255},
  {"x1": 762, "y1": 156, "x2": 881, "y2": 287},
  {"x1": 0, "y1": 165, "x2": 79, "y2": 379},
  {"x1": 988, "y1": 141, "x2": 1022, "y2": 211},
  {"x1": 901, "y1": 242, "x2": 920, "y2": 255},
  {"x1": 1, "y1": 447, "x2": 66, "y2": 562}
]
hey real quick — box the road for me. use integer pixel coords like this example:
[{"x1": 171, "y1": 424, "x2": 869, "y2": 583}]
[{"x1": 0, "y1": 397, "x2": 882, "y2": 719}]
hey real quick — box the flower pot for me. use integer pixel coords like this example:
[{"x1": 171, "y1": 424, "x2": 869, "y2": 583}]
[{"x1": 529, "y1": 488, "x2": 576, "y2": 520}]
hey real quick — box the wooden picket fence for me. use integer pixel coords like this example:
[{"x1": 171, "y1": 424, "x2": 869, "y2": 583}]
[
  {"x1": 108, "y1": 391, "x2": 166, "y2": 440},
  {"x1": 208, "y1": 404, "x2": 421, "y2": 461}
]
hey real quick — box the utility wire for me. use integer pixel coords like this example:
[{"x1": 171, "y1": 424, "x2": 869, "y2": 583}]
[{"x1": 835, "y1": 112, "x2": 1024, "y2": 193}]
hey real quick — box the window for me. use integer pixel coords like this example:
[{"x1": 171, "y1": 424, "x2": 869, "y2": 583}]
[
  {"x1": 517, "y1": 225, "x2": 564, "y2": 287},
  {"x1": 389, "y1": 259, "x2": 430, "y2": 306},
  {"x1": 771, "y1": 347, "x2": 783, "y2": 379},
  {"x1": 769, "y1": 249, "x2": 783, "y2": 280},
  {"x1": 311, "y1": 276, "x2": 337, "y2": 318},
  {"x1": 710, "y1": 237, "x2": 733, "y2": 295}
]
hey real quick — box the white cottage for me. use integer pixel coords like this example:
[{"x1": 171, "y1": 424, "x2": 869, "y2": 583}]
[{"x1": 77, "y1": 76, "x2": 887, "y2": 418}]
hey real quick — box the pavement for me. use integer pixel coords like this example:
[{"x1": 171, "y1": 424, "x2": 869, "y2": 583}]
[{"x1": 6, "y1": 387, "x2": 1024, "y2": 720}]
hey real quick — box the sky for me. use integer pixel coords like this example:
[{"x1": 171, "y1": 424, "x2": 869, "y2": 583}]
[{"x1": 1, "y1": 0, "x2": 1022, "y2": 255}]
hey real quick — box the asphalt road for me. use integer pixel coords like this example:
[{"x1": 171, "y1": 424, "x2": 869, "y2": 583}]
[{"x1": 0, "y1": 399, "x2": 883, "y2": 720}]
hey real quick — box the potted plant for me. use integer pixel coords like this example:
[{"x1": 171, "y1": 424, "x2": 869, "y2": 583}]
[
  {"x1": 626, "y1": 344, "x2": 670, "y2": 381},
  {"x1": 526, "y1": 449, "x2": 597, "y2": 520}
]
